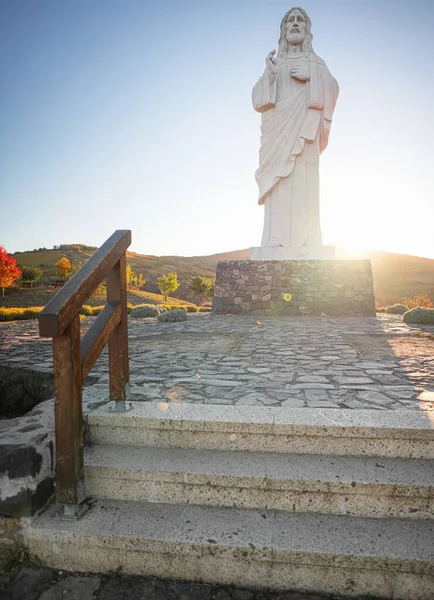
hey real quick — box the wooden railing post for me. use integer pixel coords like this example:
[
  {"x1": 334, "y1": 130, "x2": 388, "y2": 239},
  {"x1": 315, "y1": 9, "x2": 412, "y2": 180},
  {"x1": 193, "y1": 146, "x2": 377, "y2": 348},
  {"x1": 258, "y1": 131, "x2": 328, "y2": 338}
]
[
  {"x1": 107, "y1": 253, "x2": 131, "y2": 411},
  {"x1": 38, "y1": 230, "x2": 132, "y2": 518},
  {"x1": 52, "y1": 314, "x2": 86, "y2": 516}
]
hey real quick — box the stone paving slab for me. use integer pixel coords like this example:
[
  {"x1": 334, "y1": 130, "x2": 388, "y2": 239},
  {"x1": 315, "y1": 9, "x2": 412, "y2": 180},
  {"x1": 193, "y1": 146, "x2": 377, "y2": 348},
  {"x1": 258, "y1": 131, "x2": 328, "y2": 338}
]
[{"x1": 0, "y1": 314, "x2": 433, "y2": 412}]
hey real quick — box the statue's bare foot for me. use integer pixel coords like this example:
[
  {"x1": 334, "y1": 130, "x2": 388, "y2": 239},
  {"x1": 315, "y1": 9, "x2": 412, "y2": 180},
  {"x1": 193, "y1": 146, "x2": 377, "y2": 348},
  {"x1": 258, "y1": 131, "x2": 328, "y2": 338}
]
[{"x1": 268, "y1": 238, "x2": 283, "y2": 247}]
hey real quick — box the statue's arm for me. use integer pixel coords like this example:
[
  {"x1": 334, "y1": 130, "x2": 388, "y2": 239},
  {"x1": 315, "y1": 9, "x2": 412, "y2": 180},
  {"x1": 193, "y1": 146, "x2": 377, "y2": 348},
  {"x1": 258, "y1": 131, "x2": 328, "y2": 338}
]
[
  {"x1": 323, "y1": 67, "x2": 339, "y2": 122},
  {"x1": 252, "y1": 71, "x2": 277, "y2": 113},
  {"x1": 319, "y1": 65, "x2": 339, "y2": 153},
  {"x1": 252, "y1": 52, "x2": 278, "y2": 113}
]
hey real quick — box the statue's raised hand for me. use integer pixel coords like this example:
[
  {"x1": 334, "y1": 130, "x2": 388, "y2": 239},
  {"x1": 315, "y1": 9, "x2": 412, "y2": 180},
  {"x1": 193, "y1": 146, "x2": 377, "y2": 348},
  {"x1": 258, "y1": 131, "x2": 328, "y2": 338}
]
[
  {"x1": 265, "y1": 50, "x2": 277, "y2": 79},
  {"x1": 290, "y1": 65, "x2": 310, "y2": 81}
]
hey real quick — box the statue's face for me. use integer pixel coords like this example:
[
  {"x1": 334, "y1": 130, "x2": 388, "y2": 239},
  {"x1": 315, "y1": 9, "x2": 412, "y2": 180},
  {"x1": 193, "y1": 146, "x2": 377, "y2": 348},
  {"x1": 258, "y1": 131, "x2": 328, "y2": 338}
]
[{"x1": 285, "y1": 9, "x2": 306, "y2": 46}]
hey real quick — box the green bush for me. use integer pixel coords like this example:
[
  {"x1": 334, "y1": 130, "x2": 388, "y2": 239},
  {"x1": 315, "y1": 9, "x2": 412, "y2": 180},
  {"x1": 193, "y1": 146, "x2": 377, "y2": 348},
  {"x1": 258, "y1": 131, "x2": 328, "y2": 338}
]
[
  {"x1": 0, "y1": 365, "x2": 54, "y2": 419},
  {"x1": 385, "y1": 304, "x2": 408, "y2": 315},
  {"x1": 186, "y1": 306, "x2": 199, "y2": 313},
  {"x1": 127, "y1": 304, "x2": 134, "y2": 314},
  {"x1": 376, "y1": 306, "x2": 386, "y2": 313},
  {"x1": 157, "y1": 308, "x2": 188, "y2": 323},
  {"x1": 92, "y1": 305, "x2": 105, "y2": 315},
  {"x1": 130, "y1": 304, "x2": 161, "y2": 318},
  {"x1": 199, "y1": 306, "x2": 212, "y2": 312},
  {"x1": 403, "y1": 307, "x2": 434, "y2": 324},
  {"x1": 80, "y1": 305, "x2": 93, "y2": 316}
]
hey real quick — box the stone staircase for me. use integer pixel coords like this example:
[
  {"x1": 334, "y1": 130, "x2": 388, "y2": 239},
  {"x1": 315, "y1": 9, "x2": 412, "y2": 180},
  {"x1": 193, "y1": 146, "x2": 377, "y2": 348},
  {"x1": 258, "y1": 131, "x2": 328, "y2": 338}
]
[{"x1": 27, "y1": 404, "x2": 434, "y2": 599}]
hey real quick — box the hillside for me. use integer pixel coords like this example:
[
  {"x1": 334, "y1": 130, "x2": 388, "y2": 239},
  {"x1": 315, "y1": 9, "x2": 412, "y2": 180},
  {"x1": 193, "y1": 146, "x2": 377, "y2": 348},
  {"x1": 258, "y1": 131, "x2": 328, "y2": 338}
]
[
  {"x1": 370, "y1": 250, "x2": 434, "y2": 307},
  {"x1": 6, "y1": 244, "x2": 434, "y2": 308},
  {"x1": 0, "y1": 286, "x2": 196, "y2": 309}
]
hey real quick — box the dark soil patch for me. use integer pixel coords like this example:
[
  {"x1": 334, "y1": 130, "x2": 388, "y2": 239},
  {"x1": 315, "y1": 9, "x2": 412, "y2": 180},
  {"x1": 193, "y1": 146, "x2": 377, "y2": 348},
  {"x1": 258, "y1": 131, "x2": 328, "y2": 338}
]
[
  {"x1": 0, "y1": 565, "x2": 381, "y2": 600},
  {"x1": 0, "y1": 365, "x2": 54, "y2": 419}
]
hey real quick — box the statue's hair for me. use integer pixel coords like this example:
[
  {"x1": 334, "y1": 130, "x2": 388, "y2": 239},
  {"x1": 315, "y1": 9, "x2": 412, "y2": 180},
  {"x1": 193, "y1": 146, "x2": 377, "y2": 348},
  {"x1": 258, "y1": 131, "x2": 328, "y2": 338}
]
[{"x1": 278, "y1": 6, "x2": 314, "y2": 55}]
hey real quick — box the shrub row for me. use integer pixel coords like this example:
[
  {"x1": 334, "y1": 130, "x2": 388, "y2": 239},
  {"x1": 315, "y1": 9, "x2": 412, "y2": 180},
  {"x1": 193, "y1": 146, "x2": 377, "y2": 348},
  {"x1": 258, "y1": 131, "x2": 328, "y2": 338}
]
[
  {"x1": 129, "y1": 304, "x2": 211, "y2": 319},
  {"x1": 0, "y1": 302, "x2": 208, "y2": 322},
  {"x1": 0, "y1": 307, "x2": 43, "y2": 322}
]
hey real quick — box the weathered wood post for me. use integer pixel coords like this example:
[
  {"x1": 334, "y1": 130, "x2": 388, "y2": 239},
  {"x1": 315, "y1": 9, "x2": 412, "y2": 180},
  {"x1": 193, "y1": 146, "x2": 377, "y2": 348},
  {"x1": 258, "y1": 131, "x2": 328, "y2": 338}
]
[
  {"x1": 107, "y1": 254, "x2": 131, "y2": 411},
  {"x1": 38, "y1": 230, "x2": 132, "y2": 518}
]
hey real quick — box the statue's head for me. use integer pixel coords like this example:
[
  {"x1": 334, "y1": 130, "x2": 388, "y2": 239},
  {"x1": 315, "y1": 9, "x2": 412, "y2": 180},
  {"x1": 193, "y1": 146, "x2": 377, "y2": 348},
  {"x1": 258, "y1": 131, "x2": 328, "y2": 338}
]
[{"x1": 278, "y1": 7, "x2": 313, "y2": 55}]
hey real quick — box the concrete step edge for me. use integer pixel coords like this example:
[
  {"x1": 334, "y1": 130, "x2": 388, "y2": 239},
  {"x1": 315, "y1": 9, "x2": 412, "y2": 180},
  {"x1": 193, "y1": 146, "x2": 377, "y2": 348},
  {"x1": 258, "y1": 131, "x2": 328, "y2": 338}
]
[
  {"x1": 27, "y1": 499, "x2": 434, "y2": 592},
  {"x1": 87, "y1": 403, "x2": 434, "y2": 439},
  {"x1": 84, "y1": 445, "x2": 434, "y2": 495},
  {"x1": 86, "y1": 404, "x2": 434, "y2": 459}
]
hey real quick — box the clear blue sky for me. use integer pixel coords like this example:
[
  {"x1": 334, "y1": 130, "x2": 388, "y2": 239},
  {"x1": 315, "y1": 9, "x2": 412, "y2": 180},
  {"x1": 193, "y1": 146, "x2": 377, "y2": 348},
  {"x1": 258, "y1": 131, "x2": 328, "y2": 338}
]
[{"x1": 1, "y1": 0, "x2": 434, "y2": 258}]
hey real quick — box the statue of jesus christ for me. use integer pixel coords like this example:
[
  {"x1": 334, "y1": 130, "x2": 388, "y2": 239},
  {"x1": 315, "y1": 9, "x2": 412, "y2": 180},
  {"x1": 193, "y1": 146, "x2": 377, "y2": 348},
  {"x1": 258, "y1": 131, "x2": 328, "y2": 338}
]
[{"x1": 253, "y1": 6, "x2": 339, "y2": 249}]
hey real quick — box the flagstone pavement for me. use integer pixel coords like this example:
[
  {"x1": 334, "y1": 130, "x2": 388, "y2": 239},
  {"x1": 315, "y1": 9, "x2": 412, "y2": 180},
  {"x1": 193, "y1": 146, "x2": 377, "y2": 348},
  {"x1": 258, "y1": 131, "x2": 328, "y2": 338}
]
[{"x1": 1, "y1": 313, "x2": 433, "y2": 413}]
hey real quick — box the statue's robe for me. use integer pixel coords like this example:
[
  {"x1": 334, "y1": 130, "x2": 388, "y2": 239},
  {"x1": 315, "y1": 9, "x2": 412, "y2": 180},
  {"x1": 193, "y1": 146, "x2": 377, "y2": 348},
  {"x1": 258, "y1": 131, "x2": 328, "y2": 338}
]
[{"x1": 252, "y1": 52, "x2": 338, "y2": 247}]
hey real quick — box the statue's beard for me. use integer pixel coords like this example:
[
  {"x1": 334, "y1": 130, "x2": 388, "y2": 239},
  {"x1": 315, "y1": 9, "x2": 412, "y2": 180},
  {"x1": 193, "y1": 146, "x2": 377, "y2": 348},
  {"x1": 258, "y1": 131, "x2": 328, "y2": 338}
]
[{"x1": 287, "y1": 31, "x2": 305, "y2": 46}]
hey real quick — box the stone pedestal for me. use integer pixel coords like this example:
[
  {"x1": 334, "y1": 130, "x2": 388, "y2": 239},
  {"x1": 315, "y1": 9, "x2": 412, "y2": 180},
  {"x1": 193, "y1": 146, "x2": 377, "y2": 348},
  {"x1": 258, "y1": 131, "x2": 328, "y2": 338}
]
[{"x1": 212, "y1": 260, "x2": 376, "y2": 317}]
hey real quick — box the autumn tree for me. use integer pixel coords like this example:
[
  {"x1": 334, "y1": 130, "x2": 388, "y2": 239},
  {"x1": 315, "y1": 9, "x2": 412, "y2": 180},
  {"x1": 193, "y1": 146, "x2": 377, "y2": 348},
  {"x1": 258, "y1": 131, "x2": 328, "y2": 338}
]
[
  {"x1": 136, "y1": 273, "x2": 146, "y2": 290},
  {"x1": 126, "y1": 264, "x2": 135, "y2": 289},
  {"x1": 157, "y1": 272, "x2": 180, "y2": 301},
  {"x1": 0, "y1": 246, "x2": 21, "y2": 297},
  {"x1": 55, "y1": 257, "x2": 71, "y2": 279},
  {"x1": 21, "y1": 266, "x2": 43, "y2": 287},
  {"x1": 403, "y1": 293, "x2": 434, "y2": 309},
  {"x1": 126, "y1": 264, "x2": 146, "y2": 290},
  {"x1": 204, "y1": 278, "x2": 215, "y2": 300}
]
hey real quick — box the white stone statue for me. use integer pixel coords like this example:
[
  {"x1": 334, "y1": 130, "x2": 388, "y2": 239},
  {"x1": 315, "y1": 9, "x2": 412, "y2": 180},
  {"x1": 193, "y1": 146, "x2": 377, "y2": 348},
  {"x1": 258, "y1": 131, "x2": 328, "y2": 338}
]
[{"x1": 252, "y1": 7, "x2": 338, "y2": 258}]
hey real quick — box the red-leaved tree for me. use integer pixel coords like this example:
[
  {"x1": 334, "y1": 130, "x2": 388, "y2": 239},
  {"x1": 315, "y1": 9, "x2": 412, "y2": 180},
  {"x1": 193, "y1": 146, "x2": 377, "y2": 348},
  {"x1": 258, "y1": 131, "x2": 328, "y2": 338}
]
[{"x1": 0, "y1": 246, "x2": 21, "y2": 297}]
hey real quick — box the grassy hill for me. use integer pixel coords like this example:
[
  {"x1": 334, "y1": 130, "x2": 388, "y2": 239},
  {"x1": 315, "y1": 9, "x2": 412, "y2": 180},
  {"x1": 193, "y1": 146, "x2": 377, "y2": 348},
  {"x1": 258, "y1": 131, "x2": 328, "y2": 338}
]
[
  {"x1": 4, "y1": 244, "x2": 434, "y2": 309},
  {"x1": 0, "y1": 286, "x2": 195, "y2": 309},
  {"x1": 370, "y1": 251, "x2": 434, "y2": 307}
]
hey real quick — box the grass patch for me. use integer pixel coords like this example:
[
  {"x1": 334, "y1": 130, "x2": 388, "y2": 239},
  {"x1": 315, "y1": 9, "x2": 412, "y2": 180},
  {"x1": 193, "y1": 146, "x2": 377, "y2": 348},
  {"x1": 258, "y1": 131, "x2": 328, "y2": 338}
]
[
  {"x1": 0, "y1": 366, "x2": 54, "y2": 419},
  {"x1": 0, "y1": 286, "x2": 197, "y2": 310}
]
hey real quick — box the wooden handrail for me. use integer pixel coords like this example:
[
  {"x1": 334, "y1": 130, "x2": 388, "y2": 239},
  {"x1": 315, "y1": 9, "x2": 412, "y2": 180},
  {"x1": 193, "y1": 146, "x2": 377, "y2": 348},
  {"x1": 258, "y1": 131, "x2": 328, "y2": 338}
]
[
  {"x1": 39, "y1": 230, "x2": 131, "y2": 337},
  {"x1": 37, "y1": 230, "x2": 131, "y2": 517}
]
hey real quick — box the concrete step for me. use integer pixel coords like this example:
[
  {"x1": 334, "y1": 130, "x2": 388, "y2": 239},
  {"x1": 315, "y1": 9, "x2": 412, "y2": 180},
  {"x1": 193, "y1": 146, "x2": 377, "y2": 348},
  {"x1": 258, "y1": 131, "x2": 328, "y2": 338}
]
[
  {"x1": 84, "y1": 445, "x2": 434, "y2": 519},
  {"x1": 86, "y1": 403, "x2": 434, "y2": 459},
  {"x1": 27, "y1": 499, "x2": 434, "y2": 599}
]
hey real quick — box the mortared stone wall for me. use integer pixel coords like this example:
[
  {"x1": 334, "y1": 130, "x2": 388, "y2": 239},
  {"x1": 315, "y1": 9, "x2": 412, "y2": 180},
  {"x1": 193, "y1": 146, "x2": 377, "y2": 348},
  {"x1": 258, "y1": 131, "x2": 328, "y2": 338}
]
[{"x1": 213, "y1": 260, "x2": 376, "y2": 317}]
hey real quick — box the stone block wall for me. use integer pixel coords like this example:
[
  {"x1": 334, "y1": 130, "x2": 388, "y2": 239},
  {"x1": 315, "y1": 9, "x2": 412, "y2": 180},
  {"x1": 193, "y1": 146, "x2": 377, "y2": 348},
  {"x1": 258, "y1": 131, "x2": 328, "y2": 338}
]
[
  {"x1": 0, "y1": 399, "x2": 55, "y2": 518},
  {"x1": 213, "y1": 260, "x2": 376, "y2": 317}
]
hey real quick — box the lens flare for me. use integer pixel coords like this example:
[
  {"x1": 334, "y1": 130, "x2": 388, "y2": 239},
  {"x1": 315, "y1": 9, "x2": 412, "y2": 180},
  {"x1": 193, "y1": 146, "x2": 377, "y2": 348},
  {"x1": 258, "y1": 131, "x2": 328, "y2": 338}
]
[
  {"x1": 165, "y1": 389, "x2": 180, "y2": 403},
  {"x1": 283, "y1": 293, "x2": 292, "y2": 302}
]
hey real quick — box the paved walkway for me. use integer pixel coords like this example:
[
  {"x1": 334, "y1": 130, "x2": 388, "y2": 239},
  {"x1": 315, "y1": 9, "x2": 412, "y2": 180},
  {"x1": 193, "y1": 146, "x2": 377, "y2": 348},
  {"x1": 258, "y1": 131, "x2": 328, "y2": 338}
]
[{"x1": 1, "y1": 314, "x2": 433, "y2": 412}]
